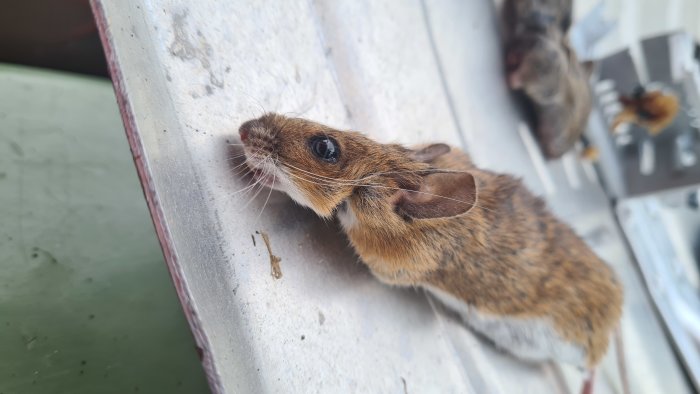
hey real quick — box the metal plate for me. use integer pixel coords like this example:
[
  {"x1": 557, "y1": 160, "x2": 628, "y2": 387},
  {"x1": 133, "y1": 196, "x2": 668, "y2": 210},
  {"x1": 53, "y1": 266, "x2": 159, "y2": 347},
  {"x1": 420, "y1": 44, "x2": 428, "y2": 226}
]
[{"x1": 92, "y1": 0, "x2": 692, "y2": 392}]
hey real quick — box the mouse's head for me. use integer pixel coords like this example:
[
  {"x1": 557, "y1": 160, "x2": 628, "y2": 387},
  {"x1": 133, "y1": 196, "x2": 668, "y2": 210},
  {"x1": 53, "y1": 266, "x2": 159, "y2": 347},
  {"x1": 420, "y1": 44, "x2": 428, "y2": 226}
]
[
  {"x1": 238, "y1": 113, "x2": 477, "y2": 226},
  {"x1": 506, "y1": 33, "x2": 567, "y2": 103}
]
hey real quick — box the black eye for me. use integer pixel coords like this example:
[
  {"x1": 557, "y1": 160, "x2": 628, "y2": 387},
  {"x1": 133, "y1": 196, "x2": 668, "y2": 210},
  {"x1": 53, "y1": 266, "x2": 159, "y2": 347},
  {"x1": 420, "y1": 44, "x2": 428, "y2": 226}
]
[{"x1": 309, "y1": 136, "x2": 340, "y2": 163}]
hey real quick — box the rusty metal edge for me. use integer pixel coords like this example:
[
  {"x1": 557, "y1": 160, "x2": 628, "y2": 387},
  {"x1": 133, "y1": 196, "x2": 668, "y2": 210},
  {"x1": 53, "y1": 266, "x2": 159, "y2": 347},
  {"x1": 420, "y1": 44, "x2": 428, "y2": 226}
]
[{"x1": 89, "y1": 1, "x2": 222, "y2": 392}]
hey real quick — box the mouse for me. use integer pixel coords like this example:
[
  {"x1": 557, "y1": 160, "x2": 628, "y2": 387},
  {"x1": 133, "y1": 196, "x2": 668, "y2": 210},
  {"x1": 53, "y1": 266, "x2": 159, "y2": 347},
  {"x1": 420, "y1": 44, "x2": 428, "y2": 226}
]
[
  {"x1": 502, "y1": 0, "x2": 573, "y2": 41},
  {"x1": 237, "y1": 113, "x2": 624, "y2": 391},
  {"x1": 612, "y1": 85, "x2": 680, "y2": 136},
  {"x1": 506, "y1": 30, "x2": 593, "y2": 159}
]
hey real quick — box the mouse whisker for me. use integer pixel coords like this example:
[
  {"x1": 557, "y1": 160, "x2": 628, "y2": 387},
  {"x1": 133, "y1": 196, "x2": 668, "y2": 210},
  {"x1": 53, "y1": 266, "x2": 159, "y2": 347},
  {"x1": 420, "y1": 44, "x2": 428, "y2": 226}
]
[
  {"x1": 276, "y1": 157, "x2": 495, "y2": 214},
  {"x1": 281, "y1": 163, "x2": 381, "y2": 187},
  {"x1": 360, "y1": 168, "x2": 471, "y2": 179},
  {"x1": 229, "y1": 154, "x2": 261, "y2": 177},
  {"x1": 231, "y1": 163, "x2": 250, "y2": 176},
  {"x1": 237, "y1": 92, "x2": 268, "y2": 120},
  {"x1": 286, "y1": 179, "x2": 494, "y2": 233},
  {"x1": 230, "y1": 165, "x2": 254, "y2": 179},
  {"x1": 227, "y1": 174, "x2": 263, "y2": 196},
  {"x1": 255, "y1": 163, "x2": 277, "y2": 224},
  {"x1": 280, "y1": 163, "x2": 471, "y2": 190},
  {"x1": 283, "y1": 168, "x2": 495, "y2": 214},
  {"x1": 229, "y1": 162, "x2": 252, "y2": 175},
  {"x1": 239, "y1": 155, "x2": 277, "y2": 211},
  {"x1": 281, "y1": 167, "x2": 489, "y2": 211},
  {"x1": 227, "y1": 152, "x2": 274, "y2": 198},
  {"x1": 226, "y1": 161, "x2": 254, "y2": 181},
  {"x1": 281, "y1": 166, "x2": 382, "y2": 188},
  {"x1": 240, "y1": 174, "x2": 269, "y2": 211},
  {"x1": 225, "y1": 152, "x2": 248, "y2": 160},
  {"x1": 227, "y1": 155, "x2": 253, "y2": 169}
]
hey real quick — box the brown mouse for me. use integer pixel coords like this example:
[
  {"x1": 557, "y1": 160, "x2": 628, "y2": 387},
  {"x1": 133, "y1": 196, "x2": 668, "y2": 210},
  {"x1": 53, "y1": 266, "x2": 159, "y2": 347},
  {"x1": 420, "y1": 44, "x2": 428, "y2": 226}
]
[
  {"x1": 237, "y1": 113, "x2": 623, "y2": 385},
  {"x1": 506, "y1": 30, "x2": 593, "y2": 159}
]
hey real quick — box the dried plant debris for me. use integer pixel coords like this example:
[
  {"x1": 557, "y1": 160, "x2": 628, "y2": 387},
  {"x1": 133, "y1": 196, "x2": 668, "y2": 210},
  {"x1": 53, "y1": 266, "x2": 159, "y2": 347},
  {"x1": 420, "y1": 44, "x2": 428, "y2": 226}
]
[{"x1": 259, "y1": 231, "x2": 282, "y2": 279}]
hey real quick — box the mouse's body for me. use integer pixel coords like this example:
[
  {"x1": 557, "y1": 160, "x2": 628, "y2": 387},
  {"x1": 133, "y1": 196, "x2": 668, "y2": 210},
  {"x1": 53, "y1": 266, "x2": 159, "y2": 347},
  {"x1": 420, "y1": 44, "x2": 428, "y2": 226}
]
[
  {"x1": 507, "y1": 31, "x2": 593, "y2": 159},
  {"x1": 338, "y1": 148, "x2": 619, "y2": 368},
  {"x1": 238, "y1": 113, "x2": 623, "y2": 371}
]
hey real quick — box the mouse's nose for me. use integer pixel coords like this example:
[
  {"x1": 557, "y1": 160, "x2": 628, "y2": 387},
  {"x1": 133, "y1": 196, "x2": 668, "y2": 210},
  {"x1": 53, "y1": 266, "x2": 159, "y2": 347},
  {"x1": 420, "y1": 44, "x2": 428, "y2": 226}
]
[
  {"x1": 239, "y1": 127, "x2": 249, "y2": 143},
  {"x1": 239, "y1": 120, "x2": 255, "y2": 142},
  {"x1": 506, "y1": 51, "x2": 522, "y2": 70}
]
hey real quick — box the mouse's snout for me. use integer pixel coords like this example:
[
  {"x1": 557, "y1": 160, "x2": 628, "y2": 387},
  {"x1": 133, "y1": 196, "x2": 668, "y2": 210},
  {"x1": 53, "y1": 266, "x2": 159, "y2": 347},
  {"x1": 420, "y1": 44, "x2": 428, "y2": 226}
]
[
  {"x1": 239, "y1": 119, "x2": 257, "y2": 143},
  {"x1": 506, "y1": 51, "x2": 521, "y2": 70},
  {"x1": 238, "y1": 117, "x2": 279, "y2": 160}
]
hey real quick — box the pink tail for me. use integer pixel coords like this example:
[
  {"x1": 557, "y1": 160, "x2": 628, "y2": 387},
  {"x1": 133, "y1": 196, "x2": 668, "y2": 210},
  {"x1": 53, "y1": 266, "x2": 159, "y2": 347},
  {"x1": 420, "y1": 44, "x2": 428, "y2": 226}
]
[{"x1": 580, "y1": 369, "x2": 595, "y2": 394}]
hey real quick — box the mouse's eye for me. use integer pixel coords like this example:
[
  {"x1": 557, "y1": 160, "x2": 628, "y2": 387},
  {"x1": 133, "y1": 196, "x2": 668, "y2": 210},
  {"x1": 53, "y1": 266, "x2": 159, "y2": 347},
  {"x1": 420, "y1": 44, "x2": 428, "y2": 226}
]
[{"x1": 309, "y1": 136, "x2": 340, "y2": 163}]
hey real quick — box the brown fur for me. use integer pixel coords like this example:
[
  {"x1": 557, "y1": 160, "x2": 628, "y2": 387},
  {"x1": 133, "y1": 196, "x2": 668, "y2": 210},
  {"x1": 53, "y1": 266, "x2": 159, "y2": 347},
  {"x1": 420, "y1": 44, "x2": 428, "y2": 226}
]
[
  {"x1": 239, "y1": 113, "x2": 623, "y2": 368},
  {"x1": 612, "y1": 90, "x2": 680, "y2": 135}
]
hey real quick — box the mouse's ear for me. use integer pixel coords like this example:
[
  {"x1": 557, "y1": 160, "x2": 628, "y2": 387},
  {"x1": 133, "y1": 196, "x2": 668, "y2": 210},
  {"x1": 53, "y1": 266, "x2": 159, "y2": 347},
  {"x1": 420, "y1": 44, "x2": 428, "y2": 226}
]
[
  {"x1": 392, "y1": 172, "x2": 477, "y2": 220},
  {"x1": 410, "y1": 143, "x2": 451, "y2": 163}
]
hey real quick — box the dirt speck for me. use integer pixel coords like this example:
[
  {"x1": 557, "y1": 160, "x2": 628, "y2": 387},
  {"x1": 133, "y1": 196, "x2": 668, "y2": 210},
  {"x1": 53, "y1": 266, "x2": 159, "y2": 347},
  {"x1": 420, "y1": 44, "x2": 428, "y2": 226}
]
[
  {"x1": 260, "y1": 231, "x2": 282, "y2": 279},
  {"x1": 251, "y1": 234, "x2": 256, "y2": 247},
  {"x1": 9, "y1": 141, "x2": 23, "y2": 157},
  {"x1": 88, "y1": 314, "x2": 95, "y2": 320},
  {"x1": 301, "y1": 335, "x2": 305, "y2": 341},
  {"x1": 401, "y1": 377, "x2": 408, "y2": 394},
  {"x1": 23, "y1": 335, "x2": 37, "y2": 350},
  {"x1": 169, "y1": 11, "x2": 224, "y2": 90},
  {"x1": 318, "y1": 312, "x2": 325, "y2": 326},
  {"x1": 31, "y1": 246, "x2": 58, "y2": 264}
]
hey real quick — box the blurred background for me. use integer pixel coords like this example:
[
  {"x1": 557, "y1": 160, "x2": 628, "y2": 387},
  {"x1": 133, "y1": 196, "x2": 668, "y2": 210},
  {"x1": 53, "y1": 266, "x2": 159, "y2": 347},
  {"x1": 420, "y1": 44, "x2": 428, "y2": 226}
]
[
  {"x1": 0, "y1": 0, "x2": 210, "y2": 393},
  {"x1": 2, "y1": 0, "x2": 700, "y2": 393}
]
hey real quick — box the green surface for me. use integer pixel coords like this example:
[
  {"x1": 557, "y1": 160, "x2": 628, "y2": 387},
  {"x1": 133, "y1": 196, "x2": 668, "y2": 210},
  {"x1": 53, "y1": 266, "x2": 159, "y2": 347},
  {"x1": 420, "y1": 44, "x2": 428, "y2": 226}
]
[{"x1": 0, "y1": 64, "x2": 210, "y2": 394}]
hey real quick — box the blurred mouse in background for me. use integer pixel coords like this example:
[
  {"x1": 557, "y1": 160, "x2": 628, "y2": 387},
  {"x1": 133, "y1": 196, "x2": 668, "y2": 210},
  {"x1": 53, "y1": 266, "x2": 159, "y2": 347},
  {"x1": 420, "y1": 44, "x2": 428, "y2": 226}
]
[{"x1": 503, "y1": 0, "x2": 594, "y2": 160}]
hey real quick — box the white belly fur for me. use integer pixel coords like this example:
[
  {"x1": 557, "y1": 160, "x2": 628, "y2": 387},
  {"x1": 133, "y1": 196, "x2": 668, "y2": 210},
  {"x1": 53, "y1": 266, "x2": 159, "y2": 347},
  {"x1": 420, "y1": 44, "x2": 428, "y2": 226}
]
[
  {"x1": 337, "y1": 203, "x2": 358, "y2": 231},
  {"x1": 424, "y1": 285, "x2": 586, "y2": 367}
]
